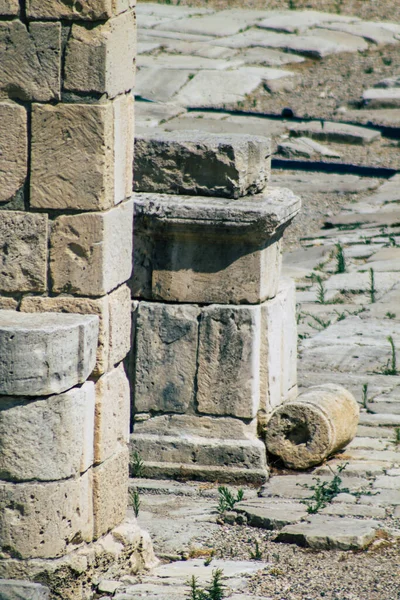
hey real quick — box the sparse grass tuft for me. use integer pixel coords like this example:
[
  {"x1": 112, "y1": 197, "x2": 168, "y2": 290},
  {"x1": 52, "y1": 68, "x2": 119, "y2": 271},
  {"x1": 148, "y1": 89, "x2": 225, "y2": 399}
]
[
  {"x1": 187, "y1": 569, "x2": 226, "y2": 600},
  {"x1": 217, "y1": 486, "x2": 244, "y2": 513},
  {"x1": 132, "y1": 488, "x2": 141, "y2": 518},
  {"x1": 298, "y1": 463, "x2": 349, "y2": 514},
  {"x1": 249, "y1": 540, "x2": 263, "y2": 561},
  {"x1": 131, "y1": 451, "x2": 145, "y2": 478},
  {"x1": 382, "y1": 336, "x2": 397, "y2": 375},
  {"x1": 335, "y1": 243, "x2": 346, "y2": 274},
  {"x1": 316, "y1": 276, "x2": 326, "y2": 304},
  {"x1": 362, "y1": 383, "x2": 369, "y2": 409},
  {"x1": 369, "y1": 268, "x2": 376, "y2": 304}
]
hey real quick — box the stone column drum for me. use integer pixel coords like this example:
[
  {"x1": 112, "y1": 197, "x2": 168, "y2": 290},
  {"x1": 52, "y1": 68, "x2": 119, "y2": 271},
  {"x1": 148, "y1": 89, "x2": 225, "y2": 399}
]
[{"x1": 130, "y1": 131, "x2": 301, "y2": 484}]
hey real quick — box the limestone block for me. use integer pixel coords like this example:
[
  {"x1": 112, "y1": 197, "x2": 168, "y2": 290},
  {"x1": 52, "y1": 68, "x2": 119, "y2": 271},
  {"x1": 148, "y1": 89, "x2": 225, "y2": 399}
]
[
  {"x1": 20, "y1": 295, "x2": 109, "y2": 375},
  {"x1": 0, "y1": 580, "x2": 50, "y2": 600},
  {"x1": 95, "y1": 364, "x2": 130, "y2": 464},
  {"x1": 133, "y1": 302, "x2": 199, "y2": 414},
  {"x1": 50, "y1": 200, "x2": 134, "y2": 296},
  {"x1": 0, "y1": 382, "x2": 95, "y2": 482},
  {"x1": 197, "y1": 305, "x2": 261, "y2": 419},
  {"x1": 0, "y1": 102, "x2": 27, "y2": 203},
  {"x1": 134, "y1": 132, "x2": 271, "y2": 198},
  {"x1": 265, "y1": 384, "x2": 360, "y2": 470},
  {"x1": 64, "y1": 11, "x2": 136, "y2": 98},
  {"x1": 130, "y1": 433, "x2": 268, "y2": 484},
  {"x1": 133, "y1": 188, "x2": 300, "y2": 304},
  {"x1": 114, "y1": 94, "x2": 135, "y2": 203},
  {"x1": 20, "y1": 284, "x2": 131, "y2": 375},
  {"x1": 93, "y1": 448, "x2": 129, "y2": 538},
  {"x1": 0, "y1": 472, "x2": 93, "y2": 559},
  {"x1": 0, "y1": 0, "x2": 19, "y2": 15},
  {"x1": 0, "y1": 298, "x2": 17, "y2": 310},
  {"x1": 0, "y1": 212, "x2": 47, "y2": 293},
  {"x1": 0, "y1": 21, "x2": 60, "y2": 101},
  {"x1": 108, "y1": 284, "x2": 132, "y2": 367},
  {"x1": 259, "y1": 278, "x2": 297, "y2": 417},
  {"x1": 0, "y1": 311, "x2": 98, "y2": 396},
  {"x1": 134, "y1": 414, "x2": 258, "y2": 440},
  {"x1": 26, "y1": 0, "x2": 135, "y2": 20},
  {"x1": 30, "y1": 103, "x2": 114, "y2": 211}
]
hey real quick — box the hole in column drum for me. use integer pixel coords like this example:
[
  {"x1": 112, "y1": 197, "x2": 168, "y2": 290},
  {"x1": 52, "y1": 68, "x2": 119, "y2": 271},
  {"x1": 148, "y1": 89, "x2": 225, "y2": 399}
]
[{"x1": 282, "y1": 416, "x2": 311, "y2": 446}]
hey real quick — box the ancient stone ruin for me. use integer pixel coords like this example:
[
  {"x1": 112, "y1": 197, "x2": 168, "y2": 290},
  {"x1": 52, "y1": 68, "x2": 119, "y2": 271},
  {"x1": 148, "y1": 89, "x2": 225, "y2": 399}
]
[{"x1": 0, "y1": 1, "x2": 365, "y2": 598}]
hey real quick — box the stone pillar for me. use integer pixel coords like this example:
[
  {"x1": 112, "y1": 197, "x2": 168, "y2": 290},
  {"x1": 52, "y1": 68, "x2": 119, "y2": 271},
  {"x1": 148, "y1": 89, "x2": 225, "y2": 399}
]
[
  {"x1": 0, "y1": 1, "x2": 155, "y2": 596},
  {"x1": 130, "y1": 131, "x2": 301, "y2": 484}
]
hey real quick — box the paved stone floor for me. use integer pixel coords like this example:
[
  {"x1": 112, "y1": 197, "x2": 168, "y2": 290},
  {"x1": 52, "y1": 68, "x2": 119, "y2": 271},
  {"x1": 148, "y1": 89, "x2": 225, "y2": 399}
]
[{"x1": 96, "y1": 3, "x2": 400, "y2": 598}]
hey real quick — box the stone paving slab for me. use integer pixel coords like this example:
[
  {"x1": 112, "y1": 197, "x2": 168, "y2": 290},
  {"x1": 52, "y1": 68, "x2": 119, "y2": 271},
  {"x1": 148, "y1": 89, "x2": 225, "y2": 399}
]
[
  {"x1": 136, "y1": 68, "x2": 194, "y2": 103},
  {"x1": 138, "y1": 54, "x2": 244, "y2": 71},
  {"x1": 270, "y1": 172, "x2": 380, "y2": 194},
  {"x1": 257, "y1": 10, "x2": 359, "y2": 35},
  {"x1": 363, "y1": 87, "x2": 400, "y2": 109},
  {"x1": 155, "y1": 10, "x2": 270, "y2": 38},
  {"x1": 238, "y1": 46, "x2": 305, "y2": 67},
  {"x1": 319, "y1": 21, "x2": 400, "y2": 45},
  {"x1": 288, "y1": 120, "x2": 381, "y2": 145},
  {"x1": 275, "y1": 516, "x2": 382, "y2": 550}
]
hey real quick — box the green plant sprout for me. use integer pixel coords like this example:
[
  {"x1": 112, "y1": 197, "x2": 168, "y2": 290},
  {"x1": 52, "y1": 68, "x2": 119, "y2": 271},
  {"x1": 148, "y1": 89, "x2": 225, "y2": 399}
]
[
  {"x1": 298, "y1": 463, "x2": 349, "y2": 514},
  {"x1": 131, "y1": 488, "x2": 140, "y2": 518},
  {"x1": 249, "y1": 540, "x2": 263, "y2": 560},
  {"x1": 335, "y1": 243, "x2": 346, "y2": 273},
  {"x1": 382, "y1": 336, "x2": 397, "y2": 375},
  {"x1": 131, "y1": 451, "x2": 145, "y2": 478},
  {"x1": 187, "y1": 569, "x2": 226, "y2": 600},
  {"x1": 316, "y1": 276, "x2": 326, "y2": 304},
  {"x1": 217, "y1": 486, "x2": 244, "y2": 513},
  {"x1": 362, "y1": 383, "x2": 369, "y2": 409},
  {"x1": 369, "y1": 268, "x2": 376, "y2": 304}
]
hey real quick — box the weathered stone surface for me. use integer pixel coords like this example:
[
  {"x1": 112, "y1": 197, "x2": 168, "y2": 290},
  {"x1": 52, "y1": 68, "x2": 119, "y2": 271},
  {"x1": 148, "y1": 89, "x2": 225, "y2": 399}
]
[
  {"x1": 266, "y1": 29, "x2": 368, "y2": 58},
  {"x1": 135, "y1": 68, "x2": 193, "y2": 103},
  {"x1": 363, "y1": 88, "x2": 400, "y2": 108},
  {"x1": 0, "y1": 212, "x2": 47, "y2": 293},
  {"x1": 0, "y1": 382, "x2": 95, "y2": 482},
  {"x1": 95, "y1": 364, "x2": 130, "y2": 464},
  {"x1": 138, "y1": 54, "x2": 243, "y2": 71},
  {"x1": 133, "y1": 302, "x2": 199, "y2": 414},
  {"x1": 260, "y1": 278, "x2": 298, "y2": 414},
  {"x1": 270, "y1": 172, "x2": 379, "y2": 194},
  {"x1": 50, "y1": 200, "x2": 134, "y2": 296},
  {"x1": 64, "y1": 11, "x2": 136, "y2": 98},
  {"x1": 0, "y1": 21, "x2": 61, "y2": 101},
  {"x1": 288, "y1": 121, "x2": 381, "y2": 145},
  {"x1": 133, "y1": 414, "x2": 257, "y2": 440},
  {"x1": 257, "y1": 10, "x2": 358, "y2": 34},
  {"x1": 320, "y1": 20, "x2": 399, "y2": 45},
  {"x1": 93, "y1": 448, "x2": 129, "y2": 539},
  {"x1": 0, "y1": 472, "x2": 93, "y2": 559},
  {"x1": 0, "y1": 311, "x2": 98, "y2": 396},
  {"x1": 136, "y1": 101, "x2": 186, "y2": 128},
  {"x1": 130, "y1": 433, "x2": 268, "y2": 484},
  {"x1": 114, "y1": 94, "x2": 135, "y2": 203},
  {"x1": 0, "y1": 102, "x2": 27, "y2": 203},
  {"x1": 0, "y1": 298, "x2": 17, "y2": 310},
  {"x1": 236, "y1": 500, "x2": 307, "y2": 530},
  {"x1": 275, "y1": 516, "x2": 380, "y2": 550},
  {"x1": 278, "y1": 137, "x2": 341, "y2": 159},
  {"x1": 20, "y1": 285, "x2": 131, "y2": 375},
  {"x1": 133, "y1": 188, "x2": 300, "y2": 304},
  {"x1": 155, "y1": 9, "x2": 267, "y2": 37},
  {"x1": 0, "y1": 580, "x2": 50, "y2": 600},
  {"x1": 31, "y1": 102, "x2": 117, "y2": 211},
  {"x1": 197, "y1": 305, "x2": 261, "y2": 419},
  {"x1": 175, "y1": 67, "x2": 298, "y2": 108},
  {"x1": 239, "y1": 47, "x2": 305, "y2": 66},
  {"x1": 26, "y1": 0, "x2": 134, "y2": 19},
  {"x1": 134, "y1": 131, "x2": 270, "y2": 198},
  {"x1": 265, "y1": 384, "x2": 359, "y2": 469},
  {"x1": 0, "y1": 0, "x2": 19, "y2": 15}
]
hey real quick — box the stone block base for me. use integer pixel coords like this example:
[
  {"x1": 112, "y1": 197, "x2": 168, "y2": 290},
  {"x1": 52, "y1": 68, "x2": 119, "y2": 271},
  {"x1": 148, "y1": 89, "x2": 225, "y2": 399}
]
[
  {"x1": 130, "y1": 433, "x2": 268, "y2": 485},
  {"x1": 0, "y1": 516, "x2": 157, "y2": 600}
]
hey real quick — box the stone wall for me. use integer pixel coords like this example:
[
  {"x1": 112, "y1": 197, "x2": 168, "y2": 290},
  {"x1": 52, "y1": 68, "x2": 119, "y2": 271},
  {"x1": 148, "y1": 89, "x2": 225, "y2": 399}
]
[{"x1": 0, "y1": 1, "x2": 156, "y2": 597}]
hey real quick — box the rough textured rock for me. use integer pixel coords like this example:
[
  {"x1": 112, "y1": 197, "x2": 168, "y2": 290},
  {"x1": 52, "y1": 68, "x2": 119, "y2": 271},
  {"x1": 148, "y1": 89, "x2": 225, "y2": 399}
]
[
  {"x1": 133, "y1": 302, "x2": 199, "y2": 414},
  {"x1": 0, "y1": 102, "x2": 27, "y2": 204},
  {"x1": 93, "y1": 448, "x2": 129, "y2": 539},
  {"x1": 64, "y1": 11, "x2": 136, "y2": 98},
  {"x1": 197, "y1": 305, "x2": 261, "y2": 419},
  {"x1": 0, "y1": 580, "x2": 50, "y2": 600},
  {"x1": 362, "y1": 87, "x2": 400, "y2": 108},
  {"x1": 130, "y1": 433, "x2": 268, "y2": 484},
  {"x1": 134, "y1": 131, "x2": 270, "y2": 198},
  {"x1": 50, "y1": 200, "x2": 134, "y2": 296},
  {"x1": 0, "y1": 382, "x2": 95, "y2": 482},
  {"x1": 0, "y1": 0, "x2": 19, "y2": 15},
  {"x1": 20, "y1": 285, "x2": 131, "y2": 375},
  {"x1": 26, "y1": 0, "x2": 134, "y2": 20},
  {"x1": 288, "y1": 121, "x2": 381, "y2": 145},
  {"x1": 31, "y1": 102, "x2": 117, "y2": 211},
  {"x1": 0, "y1": 310, "x2": 98, "y2": 396},
  {"x1": 95, "y1": 364, "x2": 130, "y2": 464},
  {"x1": 0, "y1": 212, "x2": 47, "y2": 293},
  {"x1": 0, "y1": 21, "x2": 61, "y2": 101},
  {"x1": 0, "y1": 472, "x2": 93, "y2": 559},
  {"x1": 265, "y1": 384, "x2": 359, "y2": 469},
  {"x1": 132, "y1": 189, "x2": 300, "y2": 304}
]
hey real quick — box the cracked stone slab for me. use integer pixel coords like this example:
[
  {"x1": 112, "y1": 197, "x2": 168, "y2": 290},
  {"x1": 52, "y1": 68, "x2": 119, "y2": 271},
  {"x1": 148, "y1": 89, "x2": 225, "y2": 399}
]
[
  {"x1": 136, "y1": 68, "x2": 193, "y2": 103},
  {"x1": 270, "y1": 172, "x2": 379, "y2": 194},
  {"x1": 237, "y1": 46, "x2": 305, "y2": 66},
  {"x1": 235, "y1": 499, "x2": 308, "y2": 529},
  {"x1": 257, "y1": 10, "x2": 359, "y2": 34},
  {"x1": 288, "y1": 121, "x2": 381, "y2": 145},
  {"x1": 135, "y1": 102, "x2": 186, "y2": 128},
  {"x1": 278, "y1": 136, "x2": 341, "y2": 159},
  {"x1": 319, "y1": 21, "x2": 399, "y2": 45},
  {"x1": 275, "y1": 516, "x2": 381, "y2": 550},
  {"x1": 175, "y1": 67, "x2": 298, "y2": 108},
  {"x1": 336, "y1": 108, "x2": 400, "y2": 128},
  {"x1": 155, "y1": 10, "x2": 272, "y2": 37},
  {"x1": 136, "y1": 3, "x2": 214, "y2": 18},
  {"x1": 162, "y1": 114, "x2": 288, "y2": 138},
  {"x1": 363, "y1": 88, "x2": 400, "y2": 108},
  {"x1": 137, "y1": 53, "x2": 244, "y2": 71}
]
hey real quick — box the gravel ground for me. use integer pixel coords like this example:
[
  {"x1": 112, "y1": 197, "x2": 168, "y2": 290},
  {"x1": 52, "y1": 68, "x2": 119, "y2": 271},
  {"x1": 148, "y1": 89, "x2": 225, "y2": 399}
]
[
  {"x1": 208, "y1": 524, "x2": 400, "y2": 600},
  {"x1": 139, "y1": 0, "x2": 400, "y2": 24}
]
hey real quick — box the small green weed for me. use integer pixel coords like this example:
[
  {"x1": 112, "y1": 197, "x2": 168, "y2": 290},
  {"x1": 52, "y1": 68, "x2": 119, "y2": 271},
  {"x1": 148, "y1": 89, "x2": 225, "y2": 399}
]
[
  {"x1": 131, "y1": 451, "x2": 145, "y2": 478},
  {"x1": 335, "y1": 243, "x2": 346, "y2": 274},
  {"x1": 334, "y1": 0, "x2": 344, "y2": 13},
  {"x1": 217, "y1": 486, "x2": 244, "y2": 513},
  {"x1": 187, "y1": 569, "x2": 226, "y2": 600},
  {"x1": 394, "y1": 428, "x2": 400, "y2": 446},
  {"x1": 362, "y1": 383, "x2": 369, "y2": 409},
  {"x1": 316, "y1": 276, "x2": 326, "y2": 305},
  {"x1": 307, "y1": 314, "x2": 331, "y2": 331},
  {"x1": 369, "y1": 268, "x2": 376, "y2": 304},
  {"x1": 249, "y1": 540, "x2": 263, "y2": 561},
  {"x1": 132, "y1": 488, "x2": 140, "y2": 518},
  {"x1": 385, "y1": 312, "x2": 396, "y2": 320},
  {"x1": 298, "y1": 463, "x2": 349, "y2": 514},
  {"x1": 288, "y1": 0, "x2": 296, "y2": 8},
  {"x1": 204, "y1": 551, "x2": 215, "y2": 567},
  {"x1": 382, "y1": 336, "x2": 398, "y2": 375}
]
